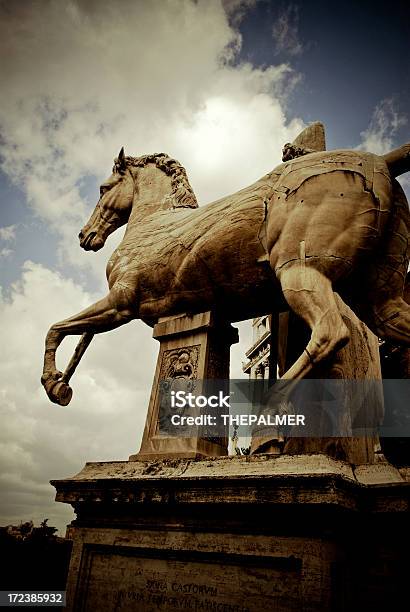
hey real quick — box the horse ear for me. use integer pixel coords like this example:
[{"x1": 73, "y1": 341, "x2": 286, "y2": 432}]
[{"x1": 116, "y1": 147, "x2": 127, "y2": 173}]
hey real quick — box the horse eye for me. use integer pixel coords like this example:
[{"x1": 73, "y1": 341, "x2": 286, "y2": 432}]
[{"x1": 100, "y1": 186, "x2": 107, "y2": 196}]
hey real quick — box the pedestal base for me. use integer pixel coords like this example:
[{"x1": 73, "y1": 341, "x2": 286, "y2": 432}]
[
  {"x1": 134, "y1": 311, "x2": 238, "y2": 461},
  {"x1": 129, "y1": 436, "x2": 225, "y2": 461},
  {"x1": 53, "y1": 455, "x2": 409, "y2": 611}
]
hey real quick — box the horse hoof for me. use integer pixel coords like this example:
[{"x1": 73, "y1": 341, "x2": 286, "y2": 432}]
[{"x1": 47, "y1": 380, "x2": 73, "y2": 406}]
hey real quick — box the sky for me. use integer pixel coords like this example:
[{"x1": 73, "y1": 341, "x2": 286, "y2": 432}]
[{"x1": 0, "y1": 0, "x2": 409, "y2": 534}]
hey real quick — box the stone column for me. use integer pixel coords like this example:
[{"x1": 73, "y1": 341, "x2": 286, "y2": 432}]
[
  {"x1": 262, "y1": 359, "x2": 270, "y2": 380},
  {"x1": 130, "y1": 311, "x2": 238, "y2": 461}
]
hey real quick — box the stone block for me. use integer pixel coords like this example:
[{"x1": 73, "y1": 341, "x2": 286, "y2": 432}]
[{"x1": 52, "y1": 455, "x2": 410, "y2": 611}]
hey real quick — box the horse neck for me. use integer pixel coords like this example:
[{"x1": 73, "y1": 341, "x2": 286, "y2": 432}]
[{"x1": 128, "y1": 164, "x2": 173, "y2": 223}]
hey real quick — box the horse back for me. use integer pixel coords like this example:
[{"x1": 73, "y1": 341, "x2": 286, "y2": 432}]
[{"x1": 111, "y1": 173, "x2": 282, "y2": 320}]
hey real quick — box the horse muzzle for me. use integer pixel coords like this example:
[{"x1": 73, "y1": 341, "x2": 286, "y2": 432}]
[{"x1": 79, "y1": 231, "x2": 104, "y2": 251}]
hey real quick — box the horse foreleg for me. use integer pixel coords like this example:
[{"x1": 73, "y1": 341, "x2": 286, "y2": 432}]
[
  {"x1": 277, "y1": 263, "x2": 350, "y2": 379},
  {"x1": 42, "y1": 289, "x2": 136, "y2": 404}
]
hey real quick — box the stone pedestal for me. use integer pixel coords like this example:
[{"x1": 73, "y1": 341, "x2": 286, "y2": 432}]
[
  {"x1": 130, "y1": 311, "x2": 238, "y2": 461},
  {"x1": 52, "y1": 455, "x2": 409, "y2": 612},
  {"x1": 251, "y1": 295, "x2": 383, "y2": 463}
]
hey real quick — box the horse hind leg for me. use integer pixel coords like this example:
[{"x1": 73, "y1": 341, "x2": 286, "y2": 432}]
[
  {"x1": 369, "y1": 295, "x2": 410, "y2": 346},
  {"x1": 277, "y1": 263, "x2": 350, "y2": 379},
  {"x1": 363, "y1": 178, "x2": 410, "y2": 346}
]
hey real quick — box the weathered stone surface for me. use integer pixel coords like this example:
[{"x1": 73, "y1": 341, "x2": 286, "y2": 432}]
[
  {"x1": 282, "y1": 121, "x2": 326, "y2": 161},
  {"x1": 55, "y1": 453, "x2": 357, "y2": 485},
  {"x1": 52, "y1": 454, "x2": 410, "y2": 511},
  {"x1": 75, "y1": 545, "x2": 304, "y2": 612},
  {"x1": 52, "y1": 455, "x2": 410, "y2": 611},
  {"x1": 131, "y1": 311, "x2": 238, "y2": 460},
  {"x1": 252, "y1": 294, "x2": 384, "y2": 462},
  {"x1": 41, "y1": 130, "x2": 410, "y2": 405},
  {"x1": 354, "y1": 463, "x2": 404, "y2": 485}
]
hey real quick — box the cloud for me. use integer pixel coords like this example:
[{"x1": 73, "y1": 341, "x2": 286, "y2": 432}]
[
  {"x1": 0, "y1": 261, "x2": 158, "y2": 532},
  {"x1": 272, "y1": 4, "x2": 304, "y2": 57},
  {"x1": 0, "y1": 0, "x2": 303, "y2": 283},
  {"x1": 0, "y1": 1, "x2": 304, "y2": 531},
  {"x1": 356, "y1": 99, "x2": 409, "y2": 201},
  {"x1": 222, "y1": 0, "x2": 258, "y2": 26},
  {"x1": 0, "y1": 225, "x2": 17, "y2": 241},
  {"x1": 0, "y1": 225, "x2": 17, "y2": 259},
  {"x1": 358, "y1": 98, "x2": 407, "y2": 155},
  {"x1": 397, "y1": 173, "x2": 410, "y2": 196}
]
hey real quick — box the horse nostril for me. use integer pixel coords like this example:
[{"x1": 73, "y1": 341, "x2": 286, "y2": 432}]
[{"x1": 78, "y1": 231, "x2": 84, "y2": 240}]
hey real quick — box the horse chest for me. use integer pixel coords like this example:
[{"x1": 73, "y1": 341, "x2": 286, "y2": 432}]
[{"x1": 108, "y1": 235, "x2": 193, "y2": 292}]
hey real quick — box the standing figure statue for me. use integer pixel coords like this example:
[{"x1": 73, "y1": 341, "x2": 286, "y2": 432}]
[{"x1": 41, "y1": 123, "x2": 410, "y2": 405}]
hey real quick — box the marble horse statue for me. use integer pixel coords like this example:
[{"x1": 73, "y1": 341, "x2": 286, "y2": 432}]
[{"x1": 41, "y1": 123, "x2": 410, "y2": 405}]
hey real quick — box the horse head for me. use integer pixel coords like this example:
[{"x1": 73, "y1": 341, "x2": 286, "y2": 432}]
[{"x1": 79, "y1": 147, "x2": 134, "y2": 251}]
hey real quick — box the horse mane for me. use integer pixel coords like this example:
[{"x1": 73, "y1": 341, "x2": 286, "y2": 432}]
[{"x1": 122, "y1": 153, "x2": 198, "y2": 210}]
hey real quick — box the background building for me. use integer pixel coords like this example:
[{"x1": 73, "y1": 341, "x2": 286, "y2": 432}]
[{"x1": 242, "y1": 315, "x2": 271, "y2": 380}]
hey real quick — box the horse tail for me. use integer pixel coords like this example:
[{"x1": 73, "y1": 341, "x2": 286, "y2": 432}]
[
  {"x1": 363, "y1": 177, "x2": 410, "y2": 345},
  {"x1": 382, "y1": 142, "x2": 410, "y2": 178}
]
